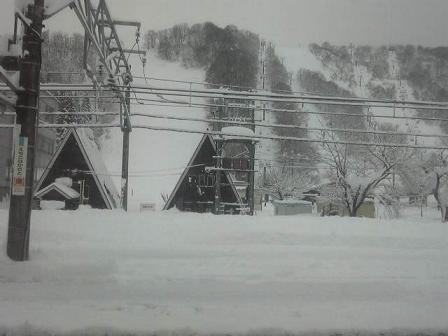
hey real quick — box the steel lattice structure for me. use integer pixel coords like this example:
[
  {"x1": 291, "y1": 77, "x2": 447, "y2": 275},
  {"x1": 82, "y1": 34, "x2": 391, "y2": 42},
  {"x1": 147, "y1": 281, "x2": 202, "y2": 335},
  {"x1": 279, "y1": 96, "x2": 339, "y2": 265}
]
[{"x1": 69, "y1": 0, "x2": 144, "y2": 130}]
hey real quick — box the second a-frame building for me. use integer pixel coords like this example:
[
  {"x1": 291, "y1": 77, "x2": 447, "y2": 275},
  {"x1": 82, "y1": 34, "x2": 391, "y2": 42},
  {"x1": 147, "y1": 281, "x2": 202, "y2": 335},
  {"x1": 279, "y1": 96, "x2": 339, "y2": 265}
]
[
  {"x1": 163, "y1": 134, "x2": 243, "y2": 214},
  {"x1": 34, "y1": 128, "x2": 120, "y2": 210}
]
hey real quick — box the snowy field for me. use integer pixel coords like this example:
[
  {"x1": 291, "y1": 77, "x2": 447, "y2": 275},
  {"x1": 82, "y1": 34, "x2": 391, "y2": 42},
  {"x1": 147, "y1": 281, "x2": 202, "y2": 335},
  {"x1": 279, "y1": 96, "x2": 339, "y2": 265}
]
[{"x1": 1, "y1": 208, "x2": 448, "y2": 335}]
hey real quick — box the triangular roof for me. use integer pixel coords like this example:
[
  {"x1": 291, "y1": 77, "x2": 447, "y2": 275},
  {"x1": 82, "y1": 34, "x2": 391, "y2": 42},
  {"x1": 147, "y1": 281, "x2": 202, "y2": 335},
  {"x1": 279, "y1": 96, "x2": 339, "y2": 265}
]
[
  {"x1": 163, "y1": 134, "x2": 242, "y2": 210},
  {"x1": 35, "y1": 182, "x2": 80, "y2": 200},
  {"x1": 34, "y1": 128, "x2": 120, "y2": 209}
]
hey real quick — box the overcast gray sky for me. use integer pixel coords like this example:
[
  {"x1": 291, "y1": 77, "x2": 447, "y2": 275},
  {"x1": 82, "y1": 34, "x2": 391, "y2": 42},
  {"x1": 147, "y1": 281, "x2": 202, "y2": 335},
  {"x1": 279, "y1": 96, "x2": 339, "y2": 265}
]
[{"x1": 2, "y1": 0, "x2": 448, "y2": 47}]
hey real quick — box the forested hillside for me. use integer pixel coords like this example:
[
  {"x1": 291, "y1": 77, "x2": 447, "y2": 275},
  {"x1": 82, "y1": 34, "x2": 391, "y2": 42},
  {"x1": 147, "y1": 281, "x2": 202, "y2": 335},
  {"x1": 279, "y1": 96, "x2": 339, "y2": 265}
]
[
  {"x1": 145, "y1": 22, "x2": 259, "y2": 88},
  {"x1": 144, "y1": 23, "x2": 318, "y2": 163},
  {"x1": 306, "y1": 43, "x2": 448, "y2": 102},
  {"x1": 290, "y1": 43, "x2": 448, "y2": 133}
]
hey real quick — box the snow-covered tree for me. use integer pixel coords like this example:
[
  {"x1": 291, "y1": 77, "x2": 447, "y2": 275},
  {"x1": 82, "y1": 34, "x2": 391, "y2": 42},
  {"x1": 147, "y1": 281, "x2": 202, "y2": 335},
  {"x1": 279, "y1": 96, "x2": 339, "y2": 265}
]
[
  {"x1": 396, "y1": 150, "x2": 433, "y2": 216},
  {"x1": 55, "y1": 92, "x2": 93, "y2": 144},
  {"x1": 320, "y1": 122, "x2": 414, "y2": 217},
  {"x1": 418, "y1": 149, "x2": 448, "y2": 221},
  {"x1": 430, "y1": 164, "x2": 448, "y2": 222},
  {"x1": 260, "y1": 164, "x2": 318, "y2": 200}
]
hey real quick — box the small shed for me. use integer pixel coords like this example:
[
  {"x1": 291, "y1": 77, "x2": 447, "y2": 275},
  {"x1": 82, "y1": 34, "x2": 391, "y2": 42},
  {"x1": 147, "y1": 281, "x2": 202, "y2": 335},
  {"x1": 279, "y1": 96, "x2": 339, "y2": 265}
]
[
  {"x1": 34, "y1": 129, "x2": 119, "y2": 209},
  {"x1": 34, "y1": 179, "x2": 80, "y2": 210},
  {"x1": 273, "y1": 199, "x2": 313, "y2": 216},
  {"x1": 317, "y1": 199, "x2": 376, "y2": 218}
]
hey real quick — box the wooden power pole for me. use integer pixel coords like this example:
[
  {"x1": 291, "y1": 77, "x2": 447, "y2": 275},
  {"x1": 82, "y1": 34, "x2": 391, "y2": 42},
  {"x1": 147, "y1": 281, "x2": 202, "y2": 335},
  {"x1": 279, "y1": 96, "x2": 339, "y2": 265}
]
[{"x1": 7, "y1": 0, "x2": 45, "y2": 261}]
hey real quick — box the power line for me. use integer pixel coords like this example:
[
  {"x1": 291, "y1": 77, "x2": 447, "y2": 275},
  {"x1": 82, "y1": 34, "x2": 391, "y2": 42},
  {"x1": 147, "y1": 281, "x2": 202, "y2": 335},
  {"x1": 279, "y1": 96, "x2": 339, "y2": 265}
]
[
  {"x1": 35, "y1": 92, "x2": 448, "y2": 124},
  {"x1": 3, "y1": 105, "x2": 447, "y2": 140},
  {"x1": 43, "y1": 90, "x2": 448, "y2": 124},
  {"x1": 129, "y1": 124, "x2": 447, "y2": 150},
  {"x1": 5, "y1": 82, "x2": 448, "y2": 110},
  {"x1": 126, "y1": 96, "x2": 448, "y2": 124},
  {"x1": 37, "y1": 70, "x2": 448, "y2": 108},
  {"x1": 2, "y1": 121, "x2": 445, "y2": 149},
  {"x1": 131, "y1": 112, "x2": 448, "y2": 140},
  {"x1": 125, "y1": 84, "x2": 448, "y2": 110},
  {"x1": 123, "y1": 95, "x2": 448, "y2": 123},
  {"x1": 58, "y1": 163, "x2": 207, "y2": 178}
]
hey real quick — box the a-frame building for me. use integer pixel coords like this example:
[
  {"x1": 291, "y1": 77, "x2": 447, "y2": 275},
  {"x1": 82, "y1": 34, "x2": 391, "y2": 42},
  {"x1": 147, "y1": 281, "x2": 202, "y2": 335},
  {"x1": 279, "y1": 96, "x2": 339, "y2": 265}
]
[
  {"x1": 163, "y1": 134, "x2": 243, "y2": 214},
  {"x1": 34, "y1": 129, "x2": 119, "y2": 209}
]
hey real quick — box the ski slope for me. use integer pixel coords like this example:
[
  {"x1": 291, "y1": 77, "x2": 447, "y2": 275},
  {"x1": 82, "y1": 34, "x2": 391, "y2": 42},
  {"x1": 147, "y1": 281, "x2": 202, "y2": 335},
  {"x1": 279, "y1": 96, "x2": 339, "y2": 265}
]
[
  {"x1": 276, "y1": 45, "x2": 444, "y2": 146},
  {"x1": 0, "y1": 208, "x2": 447, "y2": 334}
]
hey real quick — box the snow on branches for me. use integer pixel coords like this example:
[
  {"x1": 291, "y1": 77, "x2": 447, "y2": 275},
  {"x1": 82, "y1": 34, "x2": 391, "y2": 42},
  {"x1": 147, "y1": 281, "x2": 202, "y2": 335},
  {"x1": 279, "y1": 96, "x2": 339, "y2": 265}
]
[
  {"x1": 320, "y1": 121, "x2": 415, "y2": 217},
  {"x1": 260, "y1": 164, "x2": 317, "y2": 201},
  {"x1": 405, "y1": 148, "x2": 448, "y2": 222}
]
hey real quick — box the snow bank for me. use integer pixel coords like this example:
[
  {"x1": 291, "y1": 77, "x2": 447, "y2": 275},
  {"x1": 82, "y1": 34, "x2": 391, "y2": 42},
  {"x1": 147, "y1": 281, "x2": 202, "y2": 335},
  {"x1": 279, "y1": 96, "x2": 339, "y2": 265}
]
[
  {"x1": 0, "y1": 209, "x2": 447, "y2": 334},
  {"x1": 40, "y1": 200, "x2": 65, "y2": 210}
]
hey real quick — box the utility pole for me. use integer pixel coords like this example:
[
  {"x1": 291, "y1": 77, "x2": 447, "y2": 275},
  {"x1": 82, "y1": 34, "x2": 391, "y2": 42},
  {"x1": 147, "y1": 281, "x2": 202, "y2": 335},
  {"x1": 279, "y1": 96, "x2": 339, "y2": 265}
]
[
  {"x1": 7, "y1": 0, "x2": 44, "y2": 261},
  {"x1": 213, "y1": 99, "x2": 224, "y2": 214},
  {"x1": 248, "y1": 100, "x2": 256, "y2": 216},
  {"x1": 248, "y1": 143, "x2": 255, "y2": 216},
  {"x1": 121, "y1": 81, "x2": 131, "y2": 211},
  {"x1": 214, "y1": 143, "x2": 222, "y2": 215}
]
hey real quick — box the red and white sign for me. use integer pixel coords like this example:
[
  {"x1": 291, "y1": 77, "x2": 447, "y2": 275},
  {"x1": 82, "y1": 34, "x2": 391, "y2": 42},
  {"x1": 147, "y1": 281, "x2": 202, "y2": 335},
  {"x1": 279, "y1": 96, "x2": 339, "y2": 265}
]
[{"x1": 12, "y1": 134, "x2": 28, "y2": 196}]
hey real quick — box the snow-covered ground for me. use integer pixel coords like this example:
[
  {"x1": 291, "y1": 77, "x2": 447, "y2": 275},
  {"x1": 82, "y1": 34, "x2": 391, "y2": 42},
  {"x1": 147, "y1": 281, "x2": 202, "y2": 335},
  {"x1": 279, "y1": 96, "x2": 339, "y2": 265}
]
[{"x1": 1, "y1": 208, "x2": 447, "y2": 334}]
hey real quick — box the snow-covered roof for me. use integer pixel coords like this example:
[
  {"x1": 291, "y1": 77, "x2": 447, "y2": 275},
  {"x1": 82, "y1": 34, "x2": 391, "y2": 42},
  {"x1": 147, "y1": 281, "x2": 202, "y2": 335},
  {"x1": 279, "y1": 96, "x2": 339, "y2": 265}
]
[
  {"x1": 273, "y1": 199, "x2": 312, "y2": 205},
  {"x1": 35, "y1": 128, "x2": 120, "y2": 209},
  {"x1": 98, "y1": 55, "x2": 216, "y2": 210},
  {"x1": 221, "y1": 126, "x2": 255, "y2": 137},
  {"x1": 55, "y1": 177, "x2": 73, "y2": 187},
  {"x1": 76, "y1": 128, "x2": 121, "y2": 208},
  {"x1": 219, "y1": 126, "x2": 257, "y2": 141},
  {"x1": 35, "y1": 182, "x2": 80, "y2": 200}
]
